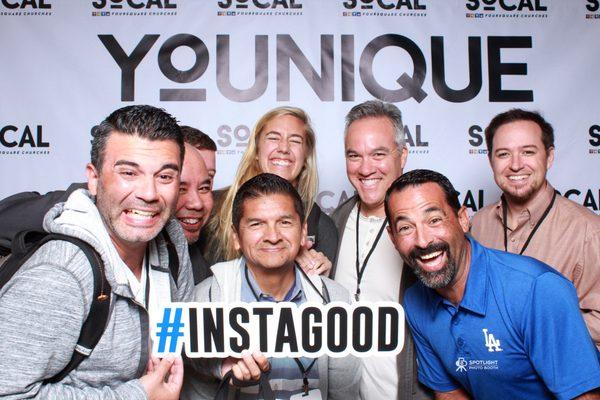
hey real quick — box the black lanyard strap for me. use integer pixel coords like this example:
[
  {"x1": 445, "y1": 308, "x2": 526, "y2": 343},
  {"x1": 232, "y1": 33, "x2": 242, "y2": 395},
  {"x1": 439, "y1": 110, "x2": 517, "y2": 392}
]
[
  {"x1": 244, "y1": 263, "x2": 327, "y2": 304},
  {"x1": 243, "y1": 264, "x2": 319, "y2": 394},
  {"x1": 144, "y1": 246, "x2": 150, "y2": 309},
  {"x1": 293, "y1": 357, "x2": 317, "y2": 395},
  {"x1": 502, "y1": 190, "x2": 557, "y2": 255},
  {"x1": 354, "y1": 202, "x2": 388, "y2": 301}
]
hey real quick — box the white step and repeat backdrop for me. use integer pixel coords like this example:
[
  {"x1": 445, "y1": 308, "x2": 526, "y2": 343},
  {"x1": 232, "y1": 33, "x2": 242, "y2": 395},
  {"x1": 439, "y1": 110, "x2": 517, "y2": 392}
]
[{"x1": 1, "y1": 0, "x2": 599, "y2": 215}]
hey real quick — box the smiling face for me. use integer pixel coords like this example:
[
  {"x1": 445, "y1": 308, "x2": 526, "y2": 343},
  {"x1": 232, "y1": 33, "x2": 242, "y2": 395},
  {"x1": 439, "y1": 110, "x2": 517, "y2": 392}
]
[
  {"x1": 86, "y1": 132, "x2": 181, "y2": 253},
  {"x1": 490, "y1": 120, "x2": 554, "y2": 206},
  {"x1": 387, "y1": 182, "x2": 470, "y2": 289},
  {"x1": 176, "y1": 144, "x2": 213, "y2": 243},
  {"x1": 256, "y1": 114, "x2": 308, "y2": 186},
  {"x1": 345, "y1": 116, "x2": 407, "y2": 216},
  {"x1": 232, "y1": 193, "x2": 306, "y2": 273}
]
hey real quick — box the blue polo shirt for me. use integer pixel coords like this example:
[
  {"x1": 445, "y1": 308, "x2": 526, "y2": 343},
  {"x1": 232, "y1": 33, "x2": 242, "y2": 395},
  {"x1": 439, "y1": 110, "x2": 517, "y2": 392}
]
[{"x1": 404, "y1": 236, "x2": 600, "y2": 400}]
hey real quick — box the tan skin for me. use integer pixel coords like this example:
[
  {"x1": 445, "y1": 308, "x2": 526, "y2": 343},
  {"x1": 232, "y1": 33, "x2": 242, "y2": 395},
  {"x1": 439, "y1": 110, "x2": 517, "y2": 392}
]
[
  {"x1": 345, "y1": 116, "x2": 407, "y2": 217},
  {"x1": 256, "y1": 114, "x2": 331, "y2": 276},
  {"x1": 488, "y1": 120, "x2": 554, "y2": 229},
  {"x1": 86, "y1": 133, "x2": 181, "y2": 278},
  {"x1": 176, "y1": 144, "x2": 213, "y2": 244},
  {"x1": 386, "y1": 183, "x2": 471, "y2": 306},
  {"x1": 222, "y1": 193, "x2": 308, "y2": 383},
  {"x1": 86, "y1": 132, "x2": 183, "y2": 398},
  {"x1": 197, "y1": 148, "x2": 216, "y2": 188},
  {"x1": 387, "y1": 183, "x2": 600, "y2": 399}
]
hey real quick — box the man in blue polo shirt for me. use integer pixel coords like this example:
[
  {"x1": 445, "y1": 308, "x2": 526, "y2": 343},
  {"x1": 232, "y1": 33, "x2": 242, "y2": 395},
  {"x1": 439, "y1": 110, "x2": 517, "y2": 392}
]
[{"x1": 383, "y1": 169, "x2": 600, "y2": 400}]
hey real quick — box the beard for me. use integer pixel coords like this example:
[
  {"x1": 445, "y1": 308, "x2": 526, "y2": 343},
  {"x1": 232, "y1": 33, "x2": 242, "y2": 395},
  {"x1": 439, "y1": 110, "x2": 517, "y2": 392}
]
[
  {"x1": 407, "y1": 241, "x2": 458, "y2": 289},
  {"x1": 95, "y1": 180, "x2": 170, "y2": 246}
]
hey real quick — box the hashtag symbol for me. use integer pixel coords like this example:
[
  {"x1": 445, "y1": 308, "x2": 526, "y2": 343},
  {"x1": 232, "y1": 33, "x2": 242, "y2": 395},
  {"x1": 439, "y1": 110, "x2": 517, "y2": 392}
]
[{"x1": 156, "y1": 307, "x2": 185, "y2": 353}]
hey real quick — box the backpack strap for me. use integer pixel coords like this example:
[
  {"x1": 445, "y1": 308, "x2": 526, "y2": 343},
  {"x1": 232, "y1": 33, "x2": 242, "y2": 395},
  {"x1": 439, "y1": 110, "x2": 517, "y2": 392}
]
[
  {"x1": 40, "y1": 234, "x2": 112, "y2": 383},
  {"x1": 0, "y1": 231, "x2": 112, "y2": 383},
  {"x1": 11, "y1": 230, "x2": 47, "y2": 256}
]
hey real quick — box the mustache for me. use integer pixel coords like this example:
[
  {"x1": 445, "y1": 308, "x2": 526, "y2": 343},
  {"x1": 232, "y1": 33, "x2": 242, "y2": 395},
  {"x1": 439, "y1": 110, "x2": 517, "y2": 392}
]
[{"x1": 408, "y1": 242, "x2": 449, "y2": 263}]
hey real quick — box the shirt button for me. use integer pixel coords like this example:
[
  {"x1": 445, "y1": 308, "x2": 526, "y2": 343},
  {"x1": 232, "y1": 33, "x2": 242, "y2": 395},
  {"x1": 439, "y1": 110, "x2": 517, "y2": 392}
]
[
  {"x1": 453, "y1": 318, "x2": 460, "y2": 326},
  {"x1": 510, "y1": 238, "x2": 516, "y2": 242},
  {"x1": 457, "y1": 338, "x2": 465, "y2": 347}
]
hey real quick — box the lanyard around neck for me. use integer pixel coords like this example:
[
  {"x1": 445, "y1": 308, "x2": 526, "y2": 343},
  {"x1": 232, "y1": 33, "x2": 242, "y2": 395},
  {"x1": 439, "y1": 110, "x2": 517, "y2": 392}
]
[
  {"x1": 354, "y1": 202, "x2": 388, "y2": 302},
  {"x1": 502, "y1": 190, "x2": 557, "y2": 255},
  {"x1": 243, "y1": 264, "x2": 317, "y2": 395},
  {"x1": 143, "y1": 246, "x2": 150, "y2": 309},
  {"x1": 243, "y1": 264, "x2": 326, "y2": 304}
]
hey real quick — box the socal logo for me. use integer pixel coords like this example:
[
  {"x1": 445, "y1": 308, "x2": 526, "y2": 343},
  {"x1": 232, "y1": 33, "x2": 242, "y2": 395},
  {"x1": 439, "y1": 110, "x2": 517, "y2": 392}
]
[{"x1": 483, "y1": 328, "x2": 502, "y2": 352}]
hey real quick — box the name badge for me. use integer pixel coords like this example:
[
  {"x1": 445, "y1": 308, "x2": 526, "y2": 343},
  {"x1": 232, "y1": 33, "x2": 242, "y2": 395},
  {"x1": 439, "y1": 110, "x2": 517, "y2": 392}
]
[{"x1": 289, "y1": 389, "x2": 322, "y2": 399}]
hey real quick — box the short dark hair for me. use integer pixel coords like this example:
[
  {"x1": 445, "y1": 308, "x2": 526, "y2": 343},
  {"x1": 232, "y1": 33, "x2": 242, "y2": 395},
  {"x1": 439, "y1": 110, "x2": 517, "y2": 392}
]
[
  {"x1": 385, "y1": 169, "x2": 461, "y2": 222},
  {"x1": 181, "y1": 125, "x2": 217, "y2": 151},
  {"x1": 232, "y1": 173, "x2": 305, "y2": 230},
  {"x1": 90, "y1": 105, "x2": 183, "y2": 170},
  {"x1": 485, "y1": 108, "x2": 554, "y2": 157}
]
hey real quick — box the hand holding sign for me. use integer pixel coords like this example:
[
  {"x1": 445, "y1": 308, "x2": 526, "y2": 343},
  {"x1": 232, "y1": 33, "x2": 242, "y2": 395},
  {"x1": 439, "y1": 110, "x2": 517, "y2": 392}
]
[
  {"x1": 140, "y1": 355, "x2": 184, "y2": 400},
  {"x1": 221, "y1": 350, "x2": 271, "y2": 385}
]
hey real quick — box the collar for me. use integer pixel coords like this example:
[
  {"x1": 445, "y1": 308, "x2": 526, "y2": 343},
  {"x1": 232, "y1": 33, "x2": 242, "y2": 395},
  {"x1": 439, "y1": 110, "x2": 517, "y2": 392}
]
[
  {"x1": 241, "y1": 263, "x2": 304, "y2": 304},
  {"x1": 494, "y1": 181, "x2": 555, "y2": 224},
  {"x1": 428, "y1": 236, "x2": 488, "y2": 317}
]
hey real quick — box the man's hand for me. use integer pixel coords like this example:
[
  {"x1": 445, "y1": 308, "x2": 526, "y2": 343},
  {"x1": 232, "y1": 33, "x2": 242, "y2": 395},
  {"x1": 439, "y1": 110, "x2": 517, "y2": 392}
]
[
  {"x1": 296, "y1": 239, "x2": 332, "y2": 276},
  {"x1": 140, "y1": 355, "x2": 183, "y2": 400},
  {"x1": 435, "y1": 388, "x2": 470, "y2": 400},
  {"x1": 575, "y1": 390, "x2": 600, "y2": 399},
  {"x1": 221, "y1": 350, "x2": 270, "y2": 385}
]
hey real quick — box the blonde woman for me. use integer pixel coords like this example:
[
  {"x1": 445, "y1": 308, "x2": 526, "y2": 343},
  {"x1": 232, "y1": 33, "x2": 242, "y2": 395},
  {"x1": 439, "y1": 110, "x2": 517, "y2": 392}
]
[{"x1": 202, "y1": 106, "x2": 337, "y2": 274}]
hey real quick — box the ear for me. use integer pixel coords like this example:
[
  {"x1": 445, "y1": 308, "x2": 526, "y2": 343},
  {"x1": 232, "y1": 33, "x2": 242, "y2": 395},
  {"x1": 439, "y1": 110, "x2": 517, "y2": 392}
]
[
  {"x1": 457, "y1": 206, "x2": 470, "y2": 234},
  {"x1": 546, "y1": 146, "x2": 554, "y2": 170},
  {"x1": 231, "y1": 225, "x2": 241, "y2": 252},
  {"x1": 300, "y1": 221, "x2": 308, "y2": 248},
  {"x1": 386, "y1": 224, "x2": 403, "y2": 254},
  {"x1": 86, "y1": 163, "x2": 99, "y2": 196},
  {"x1": 386, "y1": 224, "x2": 394, "y2": 242},
  {"x1": 399, "y1": 146, "x2": 408, "y2": 170}
]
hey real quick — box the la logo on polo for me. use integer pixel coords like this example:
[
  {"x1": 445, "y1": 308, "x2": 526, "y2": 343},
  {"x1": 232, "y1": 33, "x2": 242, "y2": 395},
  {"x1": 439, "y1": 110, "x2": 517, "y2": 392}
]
[{"x1": 483, "y1": 328, "x2": 502, "y2": 352}]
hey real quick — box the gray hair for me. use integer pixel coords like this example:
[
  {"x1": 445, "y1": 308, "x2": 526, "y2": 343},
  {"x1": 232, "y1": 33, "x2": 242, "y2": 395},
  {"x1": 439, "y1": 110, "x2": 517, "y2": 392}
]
[{"x1": 344, "y1": 100, "x2": 405, "y2": 148}]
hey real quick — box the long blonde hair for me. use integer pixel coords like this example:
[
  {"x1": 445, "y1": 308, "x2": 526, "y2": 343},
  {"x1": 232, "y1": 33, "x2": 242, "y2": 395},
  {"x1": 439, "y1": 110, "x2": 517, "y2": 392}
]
[{"x1": 206, "y1": 106, "x2": 319, "y2": 263}]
